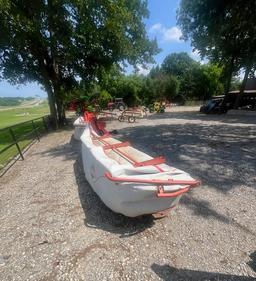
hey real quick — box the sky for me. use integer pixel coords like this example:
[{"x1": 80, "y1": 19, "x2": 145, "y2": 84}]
[{"x1": 0, "y1": 0, "x2": 199, "y2": 98}]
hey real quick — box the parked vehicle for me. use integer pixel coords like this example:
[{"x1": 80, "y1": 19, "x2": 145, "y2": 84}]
[
  {"x1": 107, "y1": 98, "x2": 126, "y2": 111},
  {"x1": 200, "y1": 91, "x2": 256, "y2": 114},
  {"x1": 200, "y1": 96, "x2": 226, "y2": 114}
]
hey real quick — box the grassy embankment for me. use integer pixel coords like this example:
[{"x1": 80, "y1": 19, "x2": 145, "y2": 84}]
[{"x1": 0, "y1": 101, "x2": 49, "y2": 169}]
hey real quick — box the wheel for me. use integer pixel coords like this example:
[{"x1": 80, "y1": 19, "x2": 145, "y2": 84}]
[
  {"x1": 118, "y1": 115, "x2": 124, "y2": 122},
  {"x1": 128, "y1": 116, "x2": 135, "y2": 123},
  {"x1": 118, "y1": 103, "x2": 125, "y2": 111}
]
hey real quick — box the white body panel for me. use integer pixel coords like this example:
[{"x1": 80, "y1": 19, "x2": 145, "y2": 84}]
[
  {"x1": 80, "y1": 124, "x2": 196, "y2": 217},
  {"x1": 73, "y1": 117, "x2": 86, "y2": 140}
]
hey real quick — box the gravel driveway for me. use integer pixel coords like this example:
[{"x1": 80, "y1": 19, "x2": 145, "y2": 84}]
[{"x1": 0, "y1": 107, "x2": 255, "y2": 280}]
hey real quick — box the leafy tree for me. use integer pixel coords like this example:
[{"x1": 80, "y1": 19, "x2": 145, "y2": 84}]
[
  {"x1": 195, "y1": 64, "x2": 224, "y2": 100},
  {"x1": 112, "y1": 75, "x2": 144, "y2": 106},
  {"x1": 162, "y1": 52, "x2": 197, "y2": 77},
  {"x1": 161, "y1": 52, "x2": 200, "y2": 101},
  {"x1": 177, "y1": 0, "x2": 256, "y2": 107},
  {"x1": 0, "y1": 0, "x2": 158, "y2": 126}
]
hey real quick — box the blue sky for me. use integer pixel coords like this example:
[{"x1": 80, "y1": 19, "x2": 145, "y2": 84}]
[{"x1": 0, "y1": 0, "x2": 198, "y2": 98}]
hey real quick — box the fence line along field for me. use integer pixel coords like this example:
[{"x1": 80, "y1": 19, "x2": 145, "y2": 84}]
[{"x1": 0, "y1": 99, "x2": 50, "y2": 169}]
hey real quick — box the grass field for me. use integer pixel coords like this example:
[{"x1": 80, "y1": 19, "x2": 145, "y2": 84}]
[
  {"x1": 0, "y1": 100, "x2": 50, "y2": 169},
  {"x1": 0, "y1": 100, "x2": 49, "y2": 129}
]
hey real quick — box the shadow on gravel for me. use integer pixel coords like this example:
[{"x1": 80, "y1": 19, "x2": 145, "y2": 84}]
[
  {"x1": 248, "y1": 251, "x2": 256, "y2": 273},
  {"x1": 151, "y1": 263, "x2": 255, "y2": 281},
  {"x1": 115, "y1": 122, "x2": 256, "y2": 193},
  {"x1": 113, "y1": 120, "x2": 256, "y2": 236},
  {"x1": 148, "y1": 111, "x2": 256, "y2": 125},
  {"x1": 37, "y1": 134, "x2": 79, "y2": 161},
  {"x1": 37, "y1": 129, "x2": 155, "y2": 237},
  {"x1": 180, "y1": 195, "x2": 256, "y2": 237},
  {"x1": 73, "y1": 147, "x2": 155, "y2": 237}
]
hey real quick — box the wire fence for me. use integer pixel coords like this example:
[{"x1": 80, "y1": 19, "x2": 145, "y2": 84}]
[{"x1": 0, "y1": 115, "x2": 51, "y2": 175}]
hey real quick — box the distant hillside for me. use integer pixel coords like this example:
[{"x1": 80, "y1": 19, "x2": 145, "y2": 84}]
[{"x1": 0, "y1": 97, "x2": 34, "y2": 106}]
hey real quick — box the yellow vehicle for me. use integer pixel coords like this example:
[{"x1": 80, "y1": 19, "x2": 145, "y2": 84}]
[{"x1": 149, "y1": 101, "x2": 165, "y2": 113}]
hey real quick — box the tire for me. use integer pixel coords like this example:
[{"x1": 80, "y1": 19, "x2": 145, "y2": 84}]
[
  {"x1": 118, "y1": 115, "x2": 124, "y2": 122},
  {"x1": 118, "y1": 104, "x2": 125, "y2": 111},
  {"x1": 128, "y1": 116, "x2": 135, "y2": 123}
]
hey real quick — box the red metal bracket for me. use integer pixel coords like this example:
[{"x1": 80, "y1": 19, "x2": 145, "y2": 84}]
[
  {"x1": 105, "y1": 172, "x2": 201, "y2": 187},
  {"x1": 103, "y1": 141, "x2": 131, "y2": 150},
  {"x1": 134, "y1": 156, "x2": 166, "y2": 167},
  {"x1": 156, "y1": 186, "x2": 190, "y2": 198}
]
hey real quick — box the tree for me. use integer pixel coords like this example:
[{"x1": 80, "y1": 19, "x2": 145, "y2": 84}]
[
  {"x1": 0, "y1": 0, "x2": 158, "y2": 126},
  {"x1": 162, "y1": 52, "x2": 197, "y2": 77},
  {"x1": 194, "y1": 64, "x2": 224, "y2": 100},
  {"x1": 177, "y1": 0, "x2": 256, "y2": 107},
  {"x1": 161, "y1": 52, "x2": 200, "y2": 101},
  {"x1": 111, "y1": 75, "x2": 144, "y2": 106}
]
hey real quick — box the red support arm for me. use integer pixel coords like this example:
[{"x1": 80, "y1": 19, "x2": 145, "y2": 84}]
[
  {"x1": 103, "y1": 141, "x2": 131, "y2": 150},
  {"x1": 134, "y1": 156, "x2": 166, "y2": 167},
  {"x1": 104, "y1": 172, "x2": 201, "y2": 187},
  {"x1": 156, "y1": 186, "x2": 190, "y2": 198}
]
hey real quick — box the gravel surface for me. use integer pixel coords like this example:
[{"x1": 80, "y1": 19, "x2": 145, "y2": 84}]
[{"x1": 0, "y1": 107, "x2": 255, "y2": 281}]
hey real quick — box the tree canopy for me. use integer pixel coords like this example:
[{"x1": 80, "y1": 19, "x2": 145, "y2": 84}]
[
  {"x1": 177, "y1": 0, "x2": 256, "y2": 104},
  {"x1": 0, "y1": 0, "x2": 158, "y2": 125}
]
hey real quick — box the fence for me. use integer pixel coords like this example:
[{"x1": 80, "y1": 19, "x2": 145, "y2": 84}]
[{"x1": 0, "y1": 115, "x2": 51, "y2": 173}]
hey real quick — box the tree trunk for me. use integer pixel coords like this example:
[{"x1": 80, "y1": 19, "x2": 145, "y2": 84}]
[
  {"x1": 52, "y1": 80, "x2": 67, "y2": 127},
  {"x1": 234, "y1": 64, "x2": 251, "y2": 109},
  {"x1": 43, "y1": 80, "x2": 58, "y2": 129},
  {"x1": 220, "y1": 56, "x2": 234, "y2": 111},
  {"x1": 224, "y1": 58, "x2": 234, "y2": 96},
  {"x1": 56, "y1": 97, "x2": 66, "y2": 126}
]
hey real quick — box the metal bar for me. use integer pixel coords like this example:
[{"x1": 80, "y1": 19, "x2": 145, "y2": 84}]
[
  {"x1": 156, "y1": 186, "x2": 190, "y2": 198},
  {"x1": 103, "y1": 141, "x2": 131, "y2": 150},
  {"x1": 98, "y1": 138, "x2": 165, "y2": 172},
  {"x1": 134, "y1": 156, "x2": 166, "y2": 167},
  {"x1": 0, "y1": 142, "x2": 16, "y2": 154},
  {"x1": 16, "y1": 130, "x2": 34, "y2": 142},
  {"x1": 105, "y1": 172, "x2": 201, "y2": 187},
  {"x1": 31, "y1": 120, "x2": 40, "y2": 141},
  {"x1": 9, "y1": 128, "x2": 24, "y2": 160}
]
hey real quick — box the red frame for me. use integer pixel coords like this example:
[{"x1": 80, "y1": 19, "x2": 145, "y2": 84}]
[
  {"x1": 88, "y1": 118, "x2": 201, "y2": 197},
  {"x1": 156, "y1": 186, "x2": 190, "y2": 198},
  {"x1": 104, "y1": 172, "x2": 201, "y2": 187},
  {"x1": 103, "y1": 141, "x2": 131, "y2": 150}
]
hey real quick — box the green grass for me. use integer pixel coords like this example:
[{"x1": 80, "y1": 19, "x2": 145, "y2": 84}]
[
  {"x1": 0, "y1": 101, "x2": 49, "y2": 129},
  {"x1": 0, "y1": 101, "x2": 49, "y2": 169}
]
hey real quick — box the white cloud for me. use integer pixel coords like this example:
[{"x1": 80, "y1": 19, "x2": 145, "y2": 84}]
[
  {"x1": 149, "y1": 23, "x2": 163, "y2": 33},
  {"x1": 137, "y1": 65, "x2": 150, "y2": 76},
  {"x1": 149, "y1": 23, "x2": 183, "y2": 43},
  {"x1": 162, "y1": 26, "x2": 182, "y2": 42}
]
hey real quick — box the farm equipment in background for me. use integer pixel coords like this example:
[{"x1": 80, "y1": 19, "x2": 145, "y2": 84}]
[
  {"x1": 107, "y1": 98, "x2": 126, "y2": 111},
  {"x1": 117, "y1": 108, "x2": 147, "y2": 123},
  {"x1": 118, "y1": 110, "x2": 136, "y2": 123},
  {"x1": 149, "y1": 101, "x2": 165, "y2": 113}
]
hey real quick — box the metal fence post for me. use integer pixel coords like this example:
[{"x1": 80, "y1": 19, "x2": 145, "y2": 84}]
[
  {"x1": 31, "y1": 120, "x2": 40, "y2": 141},
  {"x1": 9, "y1": 128, "x2": 24, "y2": 160}
]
